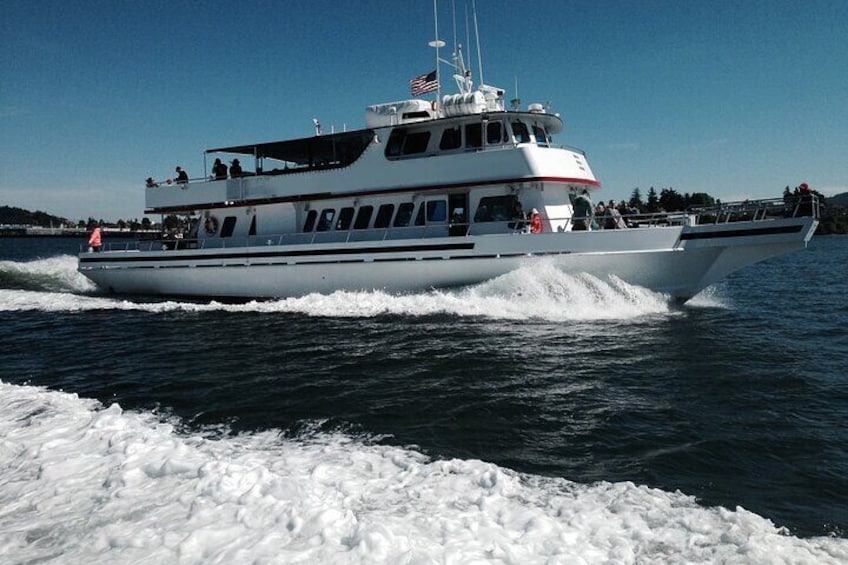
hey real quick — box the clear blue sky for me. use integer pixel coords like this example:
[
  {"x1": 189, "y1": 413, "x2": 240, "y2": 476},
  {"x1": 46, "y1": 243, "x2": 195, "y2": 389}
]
[{"x1": 2, "y1": 0, "x2": 846, "y2": 222}]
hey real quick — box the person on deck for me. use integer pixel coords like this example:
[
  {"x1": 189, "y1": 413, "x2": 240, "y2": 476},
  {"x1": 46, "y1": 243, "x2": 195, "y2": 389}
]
[
  {"x1": 212, "y1": 158, "x2": 227, "y2": 180},
  {"x1": 796, "y1": 182, "x2": 815, "y2": 216},
  {"x1": 605, "y1": 199, "x2": 627, "y2": 229},
  {"x1": 88, "y1": 224, "x2": 102, "y2": 252},
  {"x1": 529, "y1": 208, "x2": 543, "y2": 233},
  {"x1": 175, "y1": 166, "x2": 189, "y2": 184},
  {"x1": 229, "y1": 159, "x2": 243, "y2": 178},
  {"x1": 511, "y1": 200, "x2": 526, "y2": 231},
  {"x1": 572, "y1": 189, "x2": 594, "y2": 230}
]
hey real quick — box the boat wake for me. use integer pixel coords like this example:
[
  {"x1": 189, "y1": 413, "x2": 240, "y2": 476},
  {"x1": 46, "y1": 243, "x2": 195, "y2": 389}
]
[
  {"x1": 0, "y1": 256, "x2": 724, "y2": 319},
  {"x1": 0, "y1": 381, "x2": 844, "y2": 564},
  {"x1": 0, "y1": 255, "x2": 96, "y2": 293}
]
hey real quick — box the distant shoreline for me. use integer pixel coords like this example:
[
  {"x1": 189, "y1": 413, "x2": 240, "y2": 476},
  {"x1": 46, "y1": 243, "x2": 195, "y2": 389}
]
[{"x1": 0, "y1": 227, "x2": 161, "y2": 239}]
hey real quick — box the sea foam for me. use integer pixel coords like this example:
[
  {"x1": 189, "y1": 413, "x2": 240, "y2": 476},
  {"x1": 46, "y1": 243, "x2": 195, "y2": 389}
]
[
  {"x1": 0, "y1": 381, "x2": 845, "y2": 564},
  {"x1": 0, "y1": 255, "x2": 96, "y2": 293},
  {"x1": 0, "y1": 257, "x2": 677, "y2": 321}
]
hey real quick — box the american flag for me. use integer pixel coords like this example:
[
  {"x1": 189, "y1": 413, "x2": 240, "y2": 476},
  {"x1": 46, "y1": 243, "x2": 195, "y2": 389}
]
[{"x1": 409, "y1": 70, "x2": 438, "y2": 96}]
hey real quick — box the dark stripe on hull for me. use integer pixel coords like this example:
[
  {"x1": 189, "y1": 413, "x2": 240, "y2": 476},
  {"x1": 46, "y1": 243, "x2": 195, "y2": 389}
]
[
  {"x1": 80, "y1": 242, "x2": 476, "y2": 265},
  {"x1": 680, "y1": 224, "x2": 803, "y2": 240}
]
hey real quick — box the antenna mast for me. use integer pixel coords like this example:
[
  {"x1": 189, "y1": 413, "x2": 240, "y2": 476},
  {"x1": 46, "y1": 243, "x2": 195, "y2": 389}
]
[
  {"x1": 429, "y1": 1, "x2": 447, "y2": 105},
  {"x1": 433, "y1": 0, "x2": 441, "y2": 102},
  {"x1": 451, "y1": 0, "x2": 458, "y2": 50},
  {"x1": 472, "y1": 0, "x2": 484, "y2": 87},
  {"x1": 450, "y1": 0, "x2": 472, "y2": 94}
]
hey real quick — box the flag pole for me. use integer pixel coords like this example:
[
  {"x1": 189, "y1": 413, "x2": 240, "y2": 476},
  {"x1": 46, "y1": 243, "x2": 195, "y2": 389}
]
[{"x1": 433, "y1": 0, "x2": 441, "y2": 104}]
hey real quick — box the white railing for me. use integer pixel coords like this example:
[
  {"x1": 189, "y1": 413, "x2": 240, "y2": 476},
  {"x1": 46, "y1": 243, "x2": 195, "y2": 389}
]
[{"x1": 87, "y1": 196, "x2": 819, "y2": 253}]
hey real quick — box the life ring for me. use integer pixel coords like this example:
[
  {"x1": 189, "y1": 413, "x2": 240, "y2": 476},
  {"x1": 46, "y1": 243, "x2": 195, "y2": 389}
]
[{"x1": 204, "y1": 216, "x2": 219, "y2": 235}]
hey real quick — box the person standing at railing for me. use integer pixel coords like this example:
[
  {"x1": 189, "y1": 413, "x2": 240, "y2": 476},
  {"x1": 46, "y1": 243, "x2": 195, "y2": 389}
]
[
  {"x1": 529, "y1": 208, "x2": 543, "y2": 233},
  {"x1": 511, "y1": 200, "x2": 527, "y2": 231},
  {"x1": 572, "y1": 189, "x2": 594, "y2": 231},
  {"x1": 175, "y1": 166, "x2": 189, "y2": 184},
  {"x1": 88, "y1": 224, "x2": 101, "y2": 252},
  {"x1": 783, "y1": 186, "x2": 794, "y2": 216},
  {"x1": 229, "y1": 159, "x2": 243, "y2": 178},
  {"x1": 595, "y1": 201, "x2": 606, "y2": 228},
  {"x1": 212, "y1": 158, "x2": 227, "y2": 180},
  {"x1": 796, "y1": 182, "x2": 815, "y2": 217},
  {"x1": 605, "y1": 199, "x2": 627, "y2": 229}
]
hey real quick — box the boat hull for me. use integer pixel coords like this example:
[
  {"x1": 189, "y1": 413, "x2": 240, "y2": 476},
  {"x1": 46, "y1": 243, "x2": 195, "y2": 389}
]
[{"x1": 78, "y1": 216, "x2": 817, "y2": 301}]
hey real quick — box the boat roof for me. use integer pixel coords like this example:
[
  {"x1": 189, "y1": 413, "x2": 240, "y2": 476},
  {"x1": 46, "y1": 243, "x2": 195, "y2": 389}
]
[{"x1": 206, "y1": 129, "x2": 376, "y2": 166}]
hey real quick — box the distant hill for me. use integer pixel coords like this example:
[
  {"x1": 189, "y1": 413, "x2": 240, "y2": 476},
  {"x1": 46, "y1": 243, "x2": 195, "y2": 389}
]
[
  {"x1": 0, "y1": 206, "x2": 69, "y2": 227},
  {"x1": 826, "y1": 192, "x2": 848, "y2": 208}
]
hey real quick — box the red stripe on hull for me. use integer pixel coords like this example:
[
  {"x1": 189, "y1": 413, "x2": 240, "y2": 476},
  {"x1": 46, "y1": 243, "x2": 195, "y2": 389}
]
[{"x1": 147, "y1": 176, "x2": 601, "y2": 214}]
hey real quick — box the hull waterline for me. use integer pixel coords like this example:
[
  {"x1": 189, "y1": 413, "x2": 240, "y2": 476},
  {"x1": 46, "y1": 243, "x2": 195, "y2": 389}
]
[{"x1": 79, "y1": 215, "x2": 817, "y2": 301}]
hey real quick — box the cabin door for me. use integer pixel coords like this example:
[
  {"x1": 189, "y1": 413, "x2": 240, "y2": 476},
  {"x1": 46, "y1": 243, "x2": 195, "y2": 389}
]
[{"x1": 449, "y1": 193, "x2": 468, "y2": 236}]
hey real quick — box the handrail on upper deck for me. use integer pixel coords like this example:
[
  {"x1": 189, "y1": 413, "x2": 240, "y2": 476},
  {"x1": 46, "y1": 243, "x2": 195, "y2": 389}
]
[{"x1": 686, "y1": 194, "x2": 820, "y2": 222}]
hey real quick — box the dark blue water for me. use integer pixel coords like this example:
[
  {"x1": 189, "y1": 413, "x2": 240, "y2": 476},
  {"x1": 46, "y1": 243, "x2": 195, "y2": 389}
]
[{"x1": 1, "y1": 236, "x2": 846, "y2": 550}]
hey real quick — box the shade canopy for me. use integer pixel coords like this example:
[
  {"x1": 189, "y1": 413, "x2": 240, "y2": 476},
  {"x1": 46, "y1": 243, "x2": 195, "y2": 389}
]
[{"x1": 206, "y1": 129, "x2": 376, "y2": 167}]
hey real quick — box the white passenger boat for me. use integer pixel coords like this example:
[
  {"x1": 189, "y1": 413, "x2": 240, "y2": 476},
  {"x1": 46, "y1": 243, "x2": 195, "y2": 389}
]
[{"x1": 78, "y1": 47, "x2": 818, "y2": 301}]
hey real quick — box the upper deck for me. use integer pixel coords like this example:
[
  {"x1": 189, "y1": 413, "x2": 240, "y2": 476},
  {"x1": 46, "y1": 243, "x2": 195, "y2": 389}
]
[{"x1": 145, "y1": 110, "x2": 598, "y2": 214}]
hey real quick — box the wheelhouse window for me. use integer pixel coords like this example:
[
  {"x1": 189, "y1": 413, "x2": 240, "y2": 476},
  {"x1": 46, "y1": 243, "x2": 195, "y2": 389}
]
[
  {"x1": 354, "y1": 205, "x2": 373, "y2": 229},
  {"x1": 474, "y1": 195, "x2": 516, "y2": 222},
  {"x1": 394, "y1": 202, "x2": 415, "y2": 227},
  {"x1": 317, "y1": 209, "x2": 335, "y2": 231},
  {"x1": 386, "y1": 129, "x2": 406, "y2": 157},
  {"x1": 465, "y1": 123, "x2": 482, "y2": 149},
  {"x1": 533, "y1": 125, "x2": 549, "y2": 147},
  {"x1": 403, "y1": 131, "x2": 431, "y2": 154},
  {"x1": 385, "y1": 128, "x2": 431, "y2": 157},
  {"x1": 220, "y1": 216, "x2": 237, "y2": 237},
  {"x1": 374, "y1": 204, "x2": 395, "y2": 228},
  {"x1": 487, "y1": 122, "x2": 504, "y2": 145},
  {"x1": 336, "y1": 207, "x2": 355, "y2": 230},
  {"x1": 303, "y1": 210, "x2": 317, "y2": 232},
  {"x1": 510, "y1": 121, "x2": 531, "y2": 143},
  {"x1": 439, "y1": 126, "x2": 462, "y2": 150}
]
